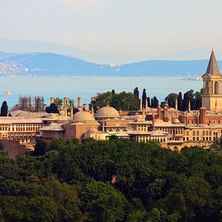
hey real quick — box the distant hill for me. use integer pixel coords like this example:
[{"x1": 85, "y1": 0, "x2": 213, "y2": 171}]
[
  {"x1": 0, "y1": 53, "x2": 113, "y2": 75},
  {"x1": 118, "y1": 60, "x2": 211, "y2": 76},
  {"x1": 0, "y1": 52, "x2": 216, "y2": 76}
]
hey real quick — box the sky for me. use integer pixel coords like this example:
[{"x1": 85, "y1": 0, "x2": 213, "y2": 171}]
[{"x1": 0, "y1": 0, "x2": 222, "y2": 64}]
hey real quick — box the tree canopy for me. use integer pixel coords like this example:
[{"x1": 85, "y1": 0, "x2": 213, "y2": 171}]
[
  {"x1": 45, "y1": 103, "x2": 59, "y2": 113},
  {"x1": 91, "y1": 91, "x2": 140, "y2": 111},
  {"x1": 166, "y1": 90, "x2": 202, "y2": 111},
  {"x1": 1, "y1": 138, "x2": 222, "y2": 221}
]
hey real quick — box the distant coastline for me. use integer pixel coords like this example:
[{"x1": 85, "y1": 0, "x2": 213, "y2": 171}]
[
  {"x1": 0, "y1": 51, "x2": 217, "y2": 77},
  {"x1": 0, "y1": 75, "x2": 202, "y2": 109}
]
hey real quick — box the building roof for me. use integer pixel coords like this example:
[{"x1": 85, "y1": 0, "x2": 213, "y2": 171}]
[
  {"x1": 154, "y1": 119, "x2": 185, "y2": 127},
  {"x1": 40, "y1": 123, "x2": 64, "y2": 132},
  {"x1": 95, "y1": 105, "x2": 120, "y2": 119},
  {"x1": 186, "y1": 124, "x2": 222, "y2": 129},
  {"x1": 11, "y1": 110, "x2": 53, "y2": 118},
  {"x1": 128, "y1": 130, "x2": 168, "y2": 136},
  {"x1": 0, "y1": 117, "x2": 44, "y2": 124},
  {"x1": 204, "y1": 49, "x2": 221, "y2": 76},
  {"x1": 130, "y1": 121, "x2": 153, "y2": 125}
]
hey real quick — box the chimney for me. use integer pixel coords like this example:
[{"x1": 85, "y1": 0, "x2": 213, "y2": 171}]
[
  {"x1": 157, "y1": 106, "x2": 162, "y2": 120},
  {"x1": 199, "y1": 107, "x2": 207, "y2": 124},
  {"x1": 188, "y1": 100, "x2": 191, "y2": 112},
  {"x1": 140, "y1": 99, "x2": 142, "y2": 112},
  {"x1": 163, "y1": 105, "x2": 169, "y2": 122},
  {"x1": 175, "y1": 98, "x2": 178, "y2": 110},
  {"x1": 145, "y1": 98, "x2": 148, "y2": 111}
]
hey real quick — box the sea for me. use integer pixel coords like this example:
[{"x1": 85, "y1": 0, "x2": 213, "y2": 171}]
[{"x1": 0, "y1": 75, "x2": 202, "y2": 108}]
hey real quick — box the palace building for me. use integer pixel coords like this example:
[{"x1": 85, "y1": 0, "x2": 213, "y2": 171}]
[
  {"x1": 36, "y1": 49, "x2": 222, "y2": 151},
  {"x1": 0, "y1": 117, "x2": 45, "y2": 146}
]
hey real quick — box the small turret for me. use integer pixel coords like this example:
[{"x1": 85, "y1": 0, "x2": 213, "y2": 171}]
[
  {"x1": 139, "y1": 99, "x2": 142, "y2": 112},
  {"x1": 205, "y1": 49, "x2": 221, "y2": 76},
  {"x1": 175, "y1": 97, "x2": 178, "y2": 110},
  {"x1": 188, "y1": 100, "x2": 191, "y2": 112}
]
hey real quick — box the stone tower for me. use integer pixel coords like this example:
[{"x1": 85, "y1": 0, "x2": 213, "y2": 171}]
[{"x1": 202, "y1": 49, "x2": 222, "y2": 112}]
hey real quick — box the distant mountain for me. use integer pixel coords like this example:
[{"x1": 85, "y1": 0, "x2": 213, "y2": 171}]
[
  {"x1": 0, "y1": 51, "x2": 216, "y2": 76},
  {"x1": 117, "y1": 60, "x2": 211, "y2": 76},
  {"x1": 0, "y1": 53, "x2": 115, "y2": 75}
]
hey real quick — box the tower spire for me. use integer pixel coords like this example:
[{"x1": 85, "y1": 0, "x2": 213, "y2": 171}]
[{"x1": 206, "y1": 49, "x2": 220, "y2": 75}]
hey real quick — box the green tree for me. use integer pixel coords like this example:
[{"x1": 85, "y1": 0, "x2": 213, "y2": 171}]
[
  {"x1": 0, "y1": 101, "x2": 8, "y2": 116},
  {"x1": 92, "y1": 91, "x2": 139, "y2": 111},
  {"x1": 151, "y1": 97, "x2": 159, "y2": 108},
  {"x1": 166, "y1": 93, "x2": 178, "y2": 108},
  {"x1": 133, "y1": 87, "x2": 140, "y2": 99},
  {"x1": 45, "y1": 103, "x2": 59, "y2": 113},
  {"x1": 82, "y1": 181, "x2": 128, "y2": 222},
  {"x1": 142, "y1": 89, "x2": 147, "y2": 108},
  {"x1": 177, "y1": 92, "x2": 183, "y2": 111}
]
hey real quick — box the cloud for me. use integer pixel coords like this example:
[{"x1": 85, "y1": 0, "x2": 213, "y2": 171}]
[{"x1": 63, "y1": 0, "x2": 97, "y2": 8}]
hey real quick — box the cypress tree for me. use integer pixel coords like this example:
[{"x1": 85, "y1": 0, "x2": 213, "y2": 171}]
[
  {"x1": 182, "y1": 90, "x2": 193, "y2": 111},
  {"x1": 153, "y1": 97, "x2": 159, "y2": 108},
  {"x1": 133, "y1": 87, "x2": 139, "y2": 99},
  {"x1": 165, "y1": 93, "x2": 177, "y2": 108},
  {"x1": 142, "y1": 89, "x2": 147, "y2": 108},
  {"x1": 151, "y1": 97, "x2": 159, "y2": 108},
  {"x1": 0, "y1": 101, "x2": 8, "y2": 116},
  {"x1": 147, "y1": 97, "x2": 151, "y2": 107},
  {"x1": 177, "y1": 92, "x2": 183, "y2": 111}
]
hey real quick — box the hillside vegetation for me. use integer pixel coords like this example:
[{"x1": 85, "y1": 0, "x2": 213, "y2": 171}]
[{"x1": 1, "y1": 139, "x2": 222, "y2": 221}]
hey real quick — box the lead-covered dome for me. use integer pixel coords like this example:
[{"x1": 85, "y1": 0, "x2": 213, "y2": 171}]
[
  {"x1": 95, "y1": 105, "x2": 120, "y2": 119},
  {"x1": 74, "y1": 110, "x2": 96, "y2": 123}
]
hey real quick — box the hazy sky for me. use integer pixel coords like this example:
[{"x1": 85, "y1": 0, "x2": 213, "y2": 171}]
[{"x1": 1, "y1": 0, "x2": 222, "y2": 63}]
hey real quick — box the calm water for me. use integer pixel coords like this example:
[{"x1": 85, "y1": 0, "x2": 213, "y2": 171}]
[{"x1": 0, "y1": 75, "x2": 202, "y2": 108}]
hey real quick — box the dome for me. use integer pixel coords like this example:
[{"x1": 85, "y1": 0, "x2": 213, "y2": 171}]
[
  {"x1": 74, "y1": 110, "x2": 96, "y2": 123},
  {"x1": 95, "y1": 105, "x2": 120, "y2": 119},
  {"x1": 172, "y1": 118, "x2": 181, "y2": 124}
]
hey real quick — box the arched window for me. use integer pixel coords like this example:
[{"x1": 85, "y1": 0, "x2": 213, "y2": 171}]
[
  {"x1": 204, "y1": 81, "x2": 208, "y2": 94},
  {"x1": 215, "y1": 81, "x2": 220, "y2": 94}
]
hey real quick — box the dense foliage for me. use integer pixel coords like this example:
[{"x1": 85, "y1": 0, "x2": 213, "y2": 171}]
[
  {"x1": 166, "y1": 90, "x2": 202, "y2": 111},
  {"x1": 1, "y1": 139, "x2": 222, "y2": 221},
  {"x1": 91, "y1": 91, "x2": 140, "y2": 111},
  {"x1": 91, "y1": 89, "x2": 161, "y2": 111},
  {"x1": 45, "y1": 103, "x2": 59, "y2": 113},
  {"x1": 91, "y1": 88, "x2": 202, "y2": 112}
]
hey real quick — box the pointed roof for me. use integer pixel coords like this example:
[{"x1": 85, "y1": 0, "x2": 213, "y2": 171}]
[{"x1": 206, "y1": 49, "x2": 221, "y2": 75}]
